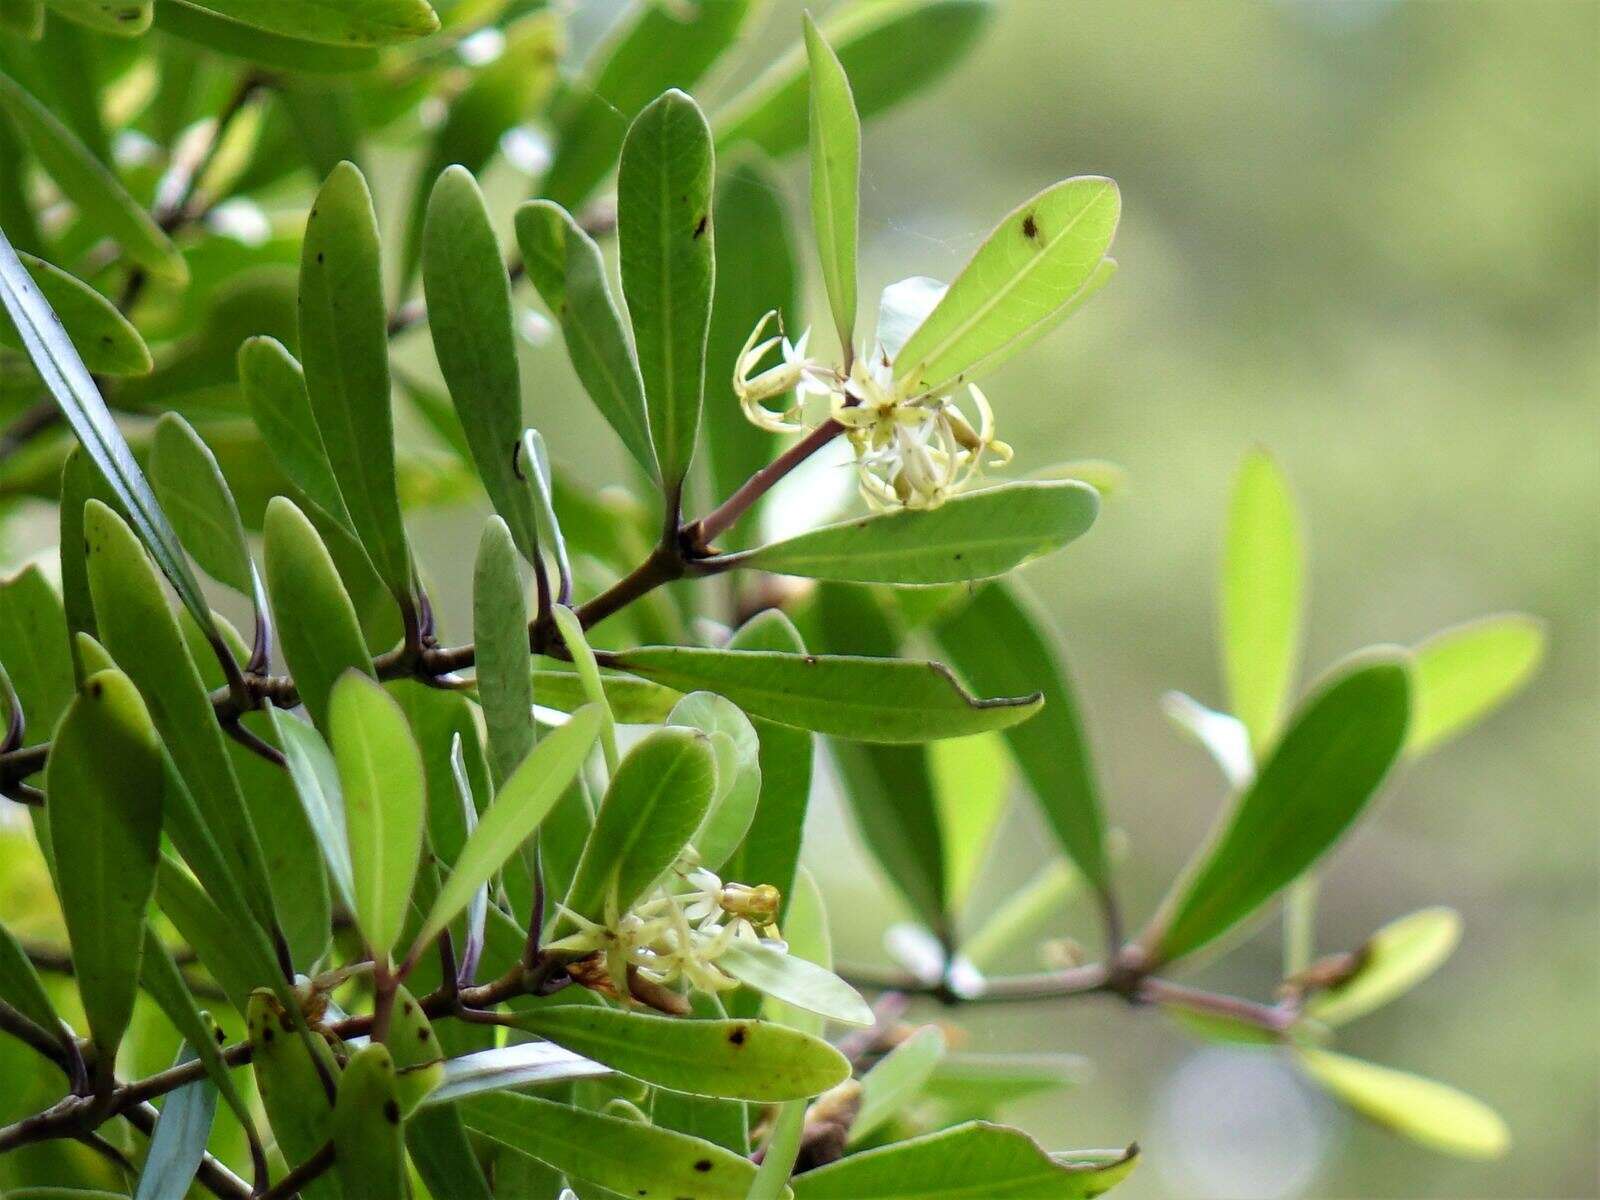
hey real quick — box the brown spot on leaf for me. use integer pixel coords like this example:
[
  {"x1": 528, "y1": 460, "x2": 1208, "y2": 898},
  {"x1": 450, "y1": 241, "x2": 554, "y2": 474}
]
[
  {"x1": 693, "y1": 214, "x2": 709, "y2": 239},
  {"x1": 383, "y1": 1099, "x2": 401, "y2": 1124},
  {"x1": 1022, "y1": 213, "x2": 1040, "y2": 240},
  {"x1": 728, "y1": 1027, "x2": 747, "y2": 1046},
  {"x1": 694, "y1": 1159, "x2": 712, "y2": 1172}
]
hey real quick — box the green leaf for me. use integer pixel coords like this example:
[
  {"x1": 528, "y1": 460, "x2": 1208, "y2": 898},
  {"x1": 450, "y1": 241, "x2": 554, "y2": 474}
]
[
  {"x1": 421, "y1": 1042, "x2": 610, "y2": 1107},
  {"x1": 893, "y1": 177, "x2": 1120, "y2": 396},
  {"x1": 298, "y1": 162, "x2": 412, "y2": 603},
  {"x1": 0, "y1": 0, "x2": 43, "y2": 38},
  {"x1": 551, "y1": 603, "x2": 619, "y2": 772},
  {"x1": 921, "y1": 1054, "x2": 1088, "y2": 1123},
  {"x1": 173, "y1": 0, "x2": 437, "y2": 45},
  {"x1": 1305, "y1": 907, "x2": 1462, "y2": 1026},
  {"x1": 931, "y1": 733, "x2": 1010, "y2": 909},
  {"x1": 156, "y1": 856, "x2": 273, "y2": 1013},
  {"x1": 422, "y1": 168, "x2": 542, "y2": 566},
  {"x1": 716, "y1": 0, "x2": 994, "y2": 159},
  {"x1": 933, "y1": 581, "x2": 1109, "y2": 890},
  {"x1": 0, "y1": 919, "x2": 63, "y2": 1049},
  {"x1": 46, "y1": 669, "x2": 162, "y2": 1065},
  {"x1": 385, "y1": 982, "x2": 444, "y2": 1113},
  {"x1": 529, "y1": 666, "x2": 681, "y2": 724},
  {"x1": 473, "y1": 516, "x2": 535, "y2": 789},
  {"x1": 248, "y1": 990, "x2": 341, "y2": 1200},
  {"x1": 722, "y1": 610, "x2": 813, "y2": 912},
  {"x1": 263, "y1": 496, "x2": 374, "y2": 734},
  {"x1": 716, "y1": 939, "x2": 873, "y2": 1027},
  {"x1": 562, "y1": 726, "x2": 717, "y2": 924},
  {"x1": 503, "y1": 1007, "x2": 849, "y2": 1102},
  {"x1": 150, "y1": 414, "x2": 255, "y2": 598},
  {"x1": 133, "y1": 1045, "x2": 217, "y2": 1200},
  {"x1": 1220, "y1": 448, "x2": 1305, "y2": 754},
  {"x1": 670, "y1": 691, "x2": 761, "y2": 872},
  {"x1": 330, "y1": 671, "x2": 426, "y2": 963},
  {"x1": 239, "y1": 337, "x2": 352, "y2": 532},
  {"x1": 618, "y1": 88, "x2": 715, "y2": 492},
  {"x1": 410, "y1": 706, "x2": 601, "y2": 958},
  {"x1": 1, "y1": 251, "x2": 149, "y2": 375},
  {"x1": 1296, "y1": 1048, "x2": 1509, "y2": 1159},
  {"x1": 749, "y1": 1097, "x2": 807, "y2": 1200},
  {"x1": 803, "y1": 12, "x2": 860, "y2": 355},
  {"x1": 0, "y1": 563, "x2": 75, "y2": 747},
  {"x1": 407, "y1": 1106, "x2": 493, "y2": 1200},
  {"x1": 608, "y1": 645, "x2": 1043, "y2": 743},
  {"x1": 791, "y1": 1122, "x2": 1137, "y2": 1198},
  {"x1": 1149, "y1": 652, "x2": 1412, "y2": 965},
  {"x1": 961, "y1": 860, "x2": 1087, "y2": 972},
  {"x1": 85, "y1": 501, "x2": 282, "y2": 940},
  {"x1": 0, "y1": 74, "x2": 180, "y2": 279},
  {"x1": 538, "y1": 0, "x2": 756, "y2": 210},
  {"x1": 1407, "y1": 614, "x2": 1544, "y2": 755},
  {"x1": 333, "y1": 1044, "x2": 406, "y2": 1200},
  {"x1": 266, "y1": 703, "x2": 355, "y2": 912},
  {"x1": 852, "y1": 1025, "x2": 947, "y2": 1144},
  {"x1": 0, "y1": 228, "x2": 212, "y2": 641},
  {"x1": 43, "y1": 0, "x2": 149, "y2": 35},
  {"x1": 516, "y1": 200, "x2": 656, "y2": 480},
  {"x1": 703, "y1": 152, "x2": 797, "y2": 548},
  {"x1": 738, "y1": 481, "x2": 1097, "y2": 585},
  {"x1": 153, "y1": 1, "x2": 382, "y2": 73}
]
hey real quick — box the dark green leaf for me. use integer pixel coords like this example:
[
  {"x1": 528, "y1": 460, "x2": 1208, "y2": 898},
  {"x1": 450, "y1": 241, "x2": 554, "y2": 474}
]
[
  {"x1": 516, "y1": 200, "x2": 656, "y2": 479},
  {"x1": 155, "y1": 4, "x2": 379, "y2": 80},
  {"x1": 0, "y1": 919, "x2": 63, "y2": 1049},
  {"x1": 618, "y1": 88, "x2": 715, "y2": 492},
  {"x1": 133, "y1": 1044, "x2": 217, "y2": 1200},
  {"x1": 933, "y1": 581, "x2": 1109, "y2": 893},
  {"x1": 155, "y1": 855, "x2": 273, "y2": 1012},
  {"x1": 298, "y1": 162, "x2": 412, "y2": 603},
  {"x1": 248, "y1": 990, "x2": 341, "y2": 1200},
  {"x1": 333, "y1": 1044, "x2": 406, "y2": 1200},
  {"x1": 0, "y1": 563, "x2": 74, "y2": 746},
  {"x1": 43, "y1": 0, "x2": 149, "y2": 35},
  {"x1": 423, "y1": 168, "x2": 542, "y2": 565},
  {"x1": 46, "y1": 669, "x2": 163, "y2": 1065},
  {"x1": 503, "y1": 1007, "x2": 850, "y2": 1101},
  {"x1": 0, "y1": 0, "x2": 43, "y2": 38},
  {"x1": 716, "y1": 0, "x2": 994, "y2": 159},
  {"x1": 473, "y1": 515, "x2": 535, "y2": 788},
  {"x1": 1, "y1": 251, "x2": 149, "y2": 375},
  {"x1": 1149, "y1": 653, "x2": 1412, "y2": 964},
  {"x1": 608, "y1": 644, "x2": 1042, "y2": 742},
  {"x1": 803, "y1": 12, "x2": 860, "y2": 354},
  {"x1": 738, "y1": 481, "x2": 1097, "y2": 585}
]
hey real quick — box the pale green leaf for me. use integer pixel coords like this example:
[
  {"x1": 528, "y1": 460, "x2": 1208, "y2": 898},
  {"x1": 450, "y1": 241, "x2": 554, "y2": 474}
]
[
  {"x1": 154, "y1": 1, "x2": 382, "y2": 73},
  {"x1": 150, "y1": 414, "x2": 255, "y2": 598},
  {"x1": 333, "y1": 1045, "x2": 406, "y2": 1200},
  {"x1": 239, "y1": 337, "x2": 354, "y2": 534},
  {"x1": 551, "y1": 603, "x2": 619, "y2": 774},
  {"x1": 804, "y1": 11, "x2": 860, "y2": 354},
  {"x1": 1407, "y1": 614, "x2": 1544, "y2": 755},
  {"x1": 421, "y1": 1042, "x2": 609, "y2": 1107},
  {"x1": 931, "y1": 732, "x2": 1010, "y2": 909},
  {"x1": 1306, "y1": 907, "x2": 1462, "y2": 1026},
  {"x1": 1, "y1": 251, "x2": 149, "y2": 375},
  {"x1": 266, "y1": 703, "x2": 356, "y2": 913},
  {"x1": 247, "y1": 991, "x2": 341, "y2": 1200},
  {"x1": 133, "y1": 1045, "x2": 216, "y2": 1200},
  {"x1": 1297, "y1": 1048, "x2": 1509, "y2": 1159},
  {"x1": 173, "y1": 0, "x2": 437, "y2": 45},
  {"x1": 716, "y1": 939, "x2": 873, "y2": 1027},
  {"x1": 1220, "y1": 448, "x2": 1305, "y2": 754},
  {"x1": 330, "y1": 671, "x2": 426, "y2": 962},
  {"x1": 670, "y1": 691, "x2": 761, "y2": 871},
  {"x1": 851, "y1": 1026, "x2": 946, "y2": 1144}
]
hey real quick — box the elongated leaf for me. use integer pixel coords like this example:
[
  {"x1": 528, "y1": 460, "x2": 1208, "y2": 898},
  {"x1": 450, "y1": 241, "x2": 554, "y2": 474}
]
[
  {"x1": 473, "y1": 516, "x2": 535, "y2": 788},
  {"x1": 0, "y1": 564, "x2": 74, "y2": 747},
  {"x1": 921, "y1": 1054, "x2": 1088, "y2": 1123},
  {"x1": 618, "y1": 88, "x2": 715, "y2": 492},
  {"x1": 750, "y1": 1097, "x2": 807, "y2": 1200},
  {"x1": 265, "y1": 703, "x2": 355, "y2": 912},
  {"x1": 716, "y1": 0, "x2": 993, "y2": 158},
  {"x1": 1, "y1": 251, "x2": 149, "y2": 375},
  {"x1": 740, "y1": 481, "x2": 1097, "y2": 585},
  {"x1": 852, "y1": 1026, "x2": 946, "y2": 1144},
  {"x1": 1407, "y1": 614, "x2": 1544, "y2": 755},
  {"x1": 670, "y1": 691, "x2": 761, "y2": 871},
  {"x1": 722, "y1": 610, "x2": 812, "y2": 912},
  {"x1": 517, "y1": 200, "x2": 656, "y2": 479},
  {"x1": 716, "y1": 940, "x2": 872, "y2": 1027},
  {"x1": 263, "y1": 496, "x2": 374, "y2": 734},
  {"x1": 154, "y1": 1, "x2": 381, "y2": 73},
  {"x1": 1220, "y1": 448, "x2": 1305, "y2": 753},
  {"x1": 948, "y1": 257, "x2": 1117, "y2": 386},
  {"x1": 0, "y1": 75, "x2": 180, "y2": 279},
  {"x1": 331, "y1": 671, "x2": 426, "y2": 962},
  {"x1": 934, "y1": 581, "x2": 1109, "y2": 893},
  {"x1": 0, "y1": 0, "x2": 43, "y2": 37},
  {"x1": 894, "y1": 177, "x2": 1119, "y2": 395},
  {"x1": 134, "y1": 1045, "x2": 217, "y2": 1200},
  {"x1": 804, "y1": 12, "x2": 860, "y2": 354},
  {"x1": 551, "y1": 603, "x2": 619, "y2": 772},
  {"x1": 175, "y1": 0, "x2": 437, "y2": 44},
  {"x1": 460, "y1": 1090, "x2": 763, "y2": 1199},
  {"x1": 332, "y1": 1044, "x2": 405, "y2": 1200},
  {"x1": 1306, "y1": 907, "x2": 1462, "y2": 1026},
  {"x1": 407, "y1": 1106, "x2": 494, "y2": 1200},
  {"x1": 931, "y1": 732, "x2": 1009, "y2": 909},
  {"x1": 411, "y1": 707, "x2": 601, "y2": 957},
  {"x1": 299, "y1": 162, "x2": 412, "y2": 602},
  {"x1": 562, "y1": 726, "x2": 717, "y2": 923},
  {"x1": 422, "y1": 1042, "x2": 609, "y2": 1107},
  {"x1": 86, "y1": 501, "x2": 282, "y2": 940},
  {"x1": 1296, "y1": 1049, "x2": 1508, "y2": 1159},
  {"x1": 0, "y1": 920, "x2": 62, "y2": 1048},
  {"x1": 151, "y1": 414, "x2": 254, "y2": 597},
  {"x1": 791, "y1": 1123, "x2": 1137, "y2": 1198},
  {"x1": 239, "y1": 338, "x2": 352, "y2": 530},
  {"x1": 1149, "y1": 653, "x2": 1411, "y2": 964},
  {"x1": 530, "y1": 667, "x2": 681, "y2": 723},
  {"x1": 608, "y1": 645, "x2": 1041, "y2": 742},
  {"x1": 156, "y1": 856, "x2": 269, "y2": 1013},
  {"x1": 423, "y1": 169, "x2": 543, "y2": 566},
  {"x1": 247, "y1": 991, "x2": 341, "y2": 1200},
  {"x1": 44, "y1": 0, "x2": 148, "y2": 34},
  {"x1": 0, "y1": 228, "x2": 212, "y2": 643},
  {"x1": 47, "y1": 669, "x2": 162, "y2": 1065},
  {"x1": 538, "y1": 0, "x2": 756, "y2": 210},
  {"x1": 504, "y1": 1007, "x2": 849, "y2": 1101},
  {"x1": 703, "y1": 152, "x2": 796, "y2": 547}
]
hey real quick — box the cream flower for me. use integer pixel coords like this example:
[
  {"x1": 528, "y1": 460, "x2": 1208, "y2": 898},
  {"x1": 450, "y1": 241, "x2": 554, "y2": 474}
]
[{"x1": 734, "y1": 310, "x2": 834, "y2": 434}]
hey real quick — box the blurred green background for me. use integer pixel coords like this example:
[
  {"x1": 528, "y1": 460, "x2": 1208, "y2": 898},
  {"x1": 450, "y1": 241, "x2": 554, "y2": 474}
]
[{"x1": 1, "y1": 1, "x2": 1594, "y2": 1196}]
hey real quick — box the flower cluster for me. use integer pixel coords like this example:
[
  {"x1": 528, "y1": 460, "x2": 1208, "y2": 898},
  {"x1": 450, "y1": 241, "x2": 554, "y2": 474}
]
[
  {"x1": 546, "y1": 852, "x2": 782, "y2": 1006},
  {"x1": 734, "y1": 309, "x2": 1013, "y2": 510}
]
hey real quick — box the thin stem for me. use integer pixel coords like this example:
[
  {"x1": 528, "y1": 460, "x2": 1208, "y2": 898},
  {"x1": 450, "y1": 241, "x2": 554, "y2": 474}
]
[
  {"x1": 685, "y1": 419, "x2": 845, "y2": 552},
  {"x1": 259, "y1": 1140, "x2": 336, "y2": 1200}
]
